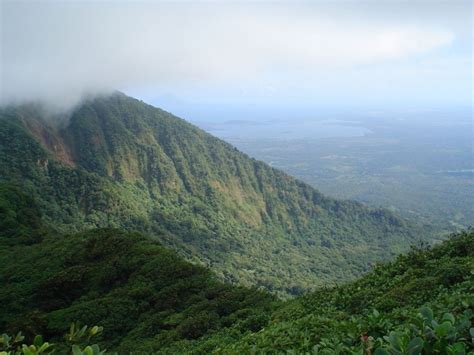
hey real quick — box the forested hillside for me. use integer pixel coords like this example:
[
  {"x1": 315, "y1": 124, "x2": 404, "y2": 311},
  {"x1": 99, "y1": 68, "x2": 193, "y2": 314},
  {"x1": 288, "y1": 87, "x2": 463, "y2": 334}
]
[
  {"x1": 0, "y1": 92, "x2": 426, "y2": 296},
  {"x1": 0, "y1": 185, "x2": 472, "y2": 353},
  {"x1": 0, "y1": 184, "x2": 275, "y2": 353}
]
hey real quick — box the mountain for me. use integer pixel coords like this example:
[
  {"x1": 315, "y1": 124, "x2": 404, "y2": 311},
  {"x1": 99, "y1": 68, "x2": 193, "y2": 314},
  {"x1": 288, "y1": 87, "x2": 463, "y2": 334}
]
[
  {"x1": 0, "y1": 186, "x2": 472, "y2": 353},
  {"x1": 0, "y1": 92, "x2": 426, "y2": 296}
]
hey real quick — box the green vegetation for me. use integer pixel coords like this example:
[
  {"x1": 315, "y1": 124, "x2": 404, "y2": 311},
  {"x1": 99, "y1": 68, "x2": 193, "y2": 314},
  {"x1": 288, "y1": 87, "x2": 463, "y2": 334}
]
[
  {"x1": 0, "y1": 189, "x2": 472, "y2": 353},
  {"x1": 0, "y1": 187, "x2": 275, "y2": 353},
  {"x1": 215, "y1": 230, "x2": 473, "y2": 354},
  {"x1": 1, "y1": 323, "x2": 106, "y2": 355},
  {"x1": 0, "y1": 93, "x2": 427, "y2": 296},
  {"x1": 1, "y1": 92, "x2": 471, "y2": 353}
]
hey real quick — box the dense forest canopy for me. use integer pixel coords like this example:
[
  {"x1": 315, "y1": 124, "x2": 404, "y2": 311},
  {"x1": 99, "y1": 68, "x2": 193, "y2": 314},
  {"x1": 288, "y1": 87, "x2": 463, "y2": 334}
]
[{"x1": 0, "y1": 93, "x2": 429, "y2": 297}]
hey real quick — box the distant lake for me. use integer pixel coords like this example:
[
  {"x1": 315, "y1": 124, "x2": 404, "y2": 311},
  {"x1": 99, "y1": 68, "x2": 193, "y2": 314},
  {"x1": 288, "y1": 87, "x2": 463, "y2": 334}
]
[
  {"x1": 437, "y1": 169, "x2": 474, "y2": 177},
  {"x1": 192, "y1": 119, "x2": 372, "y2": 140}
]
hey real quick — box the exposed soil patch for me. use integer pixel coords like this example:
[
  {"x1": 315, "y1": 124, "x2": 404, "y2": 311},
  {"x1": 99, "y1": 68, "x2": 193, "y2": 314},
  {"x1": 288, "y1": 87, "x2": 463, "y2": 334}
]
[{"x1": 21, "y1": 117, "x2": 76, "y2": 167}]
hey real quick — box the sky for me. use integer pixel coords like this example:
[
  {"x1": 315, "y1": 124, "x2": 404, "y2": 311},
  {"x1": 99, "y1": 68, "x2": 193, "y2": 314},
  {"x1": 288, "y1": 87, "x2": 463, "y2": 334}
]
[{"x1": 1, "y1": 0, "x2": 472, "y2": 120}]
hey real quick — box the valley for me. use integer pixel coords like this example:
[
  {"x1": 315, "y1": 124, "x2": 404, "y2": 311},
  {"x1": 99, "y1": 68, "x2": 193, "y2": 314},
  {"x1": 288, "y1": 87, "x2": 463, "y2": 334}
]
[{"x1": 191, "y1": 109, "x2": 473, "y2": 231}]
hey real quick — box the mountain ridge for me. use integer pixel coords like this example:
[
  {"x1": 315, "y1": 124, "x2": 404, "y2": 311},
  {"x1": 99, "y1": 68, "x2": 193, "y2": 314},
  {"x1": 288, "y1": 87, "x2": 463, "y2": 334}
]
[{"x1": 0, "y1": 92, "x2": 428, "y2": 296}]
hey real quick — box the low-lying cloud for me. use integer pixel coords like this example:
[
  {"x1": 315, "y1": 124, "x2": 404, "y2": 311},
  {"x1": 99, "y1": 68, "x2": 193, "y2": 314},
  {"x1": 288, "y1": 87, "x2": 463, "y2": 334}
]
[{"x1": 0, "y1": 1, "x2": 467, "y2": 110}]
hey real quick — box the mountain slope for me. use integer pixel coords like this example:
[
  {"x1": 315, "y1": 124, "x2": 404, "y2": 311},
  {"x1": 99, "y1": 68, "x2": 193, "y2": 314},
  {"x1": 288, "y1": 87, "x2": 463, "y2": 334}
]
[{"x1": 0, "y1": 92, "x2": 426, "y2": 296}]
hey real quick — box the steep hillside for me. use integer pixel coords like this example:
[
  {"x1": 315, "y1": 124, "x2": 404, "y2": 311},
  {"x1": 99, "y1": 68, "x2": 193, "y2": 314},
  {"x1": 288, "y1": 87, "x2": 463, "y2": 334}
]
[{"x1": 0, "y1": 92, "x2": 426, "y2": 296}]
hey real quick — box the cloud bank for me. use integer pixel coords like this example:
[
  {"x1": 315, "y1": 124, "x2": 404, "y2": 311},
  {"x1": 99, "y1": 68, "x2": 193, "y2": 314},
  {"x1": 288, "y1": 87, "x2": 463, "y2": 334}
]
[{"x1": 0, "y1": 1, "x2": 470, "y2": 110}]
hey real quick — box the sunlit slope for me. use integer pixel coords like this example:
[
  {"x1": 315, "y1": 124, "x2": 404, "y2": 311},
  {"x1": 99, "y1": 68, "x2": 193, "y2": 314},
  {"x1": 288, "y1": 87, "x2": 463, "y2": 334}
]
[{"x1": 0, "y1": 92, "x2": 424, "y2": 295}]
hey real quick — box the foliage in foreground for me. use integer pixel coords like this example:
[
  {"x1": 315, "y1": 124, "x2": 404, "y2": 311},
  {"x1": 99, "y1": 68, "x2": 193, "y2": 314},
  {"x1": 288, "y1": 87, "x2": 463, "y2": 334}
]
[
  {"x1": 210, "y1": 230, "x2": 473, "y2": 354},
  {"x1": 0, "y1": 323, "x2": 105, "y2": 355},
  {"x1": 3, "y1": 305, "x2": 473, "y2": 354}
]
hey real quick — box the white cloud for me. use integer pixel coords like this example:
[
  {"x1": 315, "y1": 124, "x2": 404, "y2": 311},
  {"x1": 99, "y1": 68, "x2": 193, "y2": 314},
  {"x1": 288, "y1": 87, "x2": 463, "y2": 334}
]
[{"x1": 0, "y1": 1, "x2": 464, "y2": 109}]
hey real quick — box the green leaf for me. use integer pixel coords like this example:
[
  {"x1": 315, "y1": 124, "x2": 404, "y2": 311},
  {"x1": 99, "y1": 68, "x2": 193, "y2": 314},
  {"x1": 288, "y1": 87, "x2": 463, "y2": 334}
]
[
  {"x1": 1, "y1": 334, "x2": 11, "y2": 347},
  {"x1": 21, "y1": 344, "x2": 36, "y2": 355},
  {"x1": 388, "y1": 331, "x2": 403, "y2": 351},
  {"x1": 449, "y1": 342, "x2": 466, "y2": 353},
  {"x1": 37, "y1": 342, "x2": 51, "y2": 353},
  {"x1": 435, "y1": 322, "x2": 453, "y2": 337},
  {"x1": 78, "y1": 326, "x2": 87, "y2": 338},
  {"x1": 374, "y1": 349, "x2": 390, "y2": 355},
  {"x1": 90, "y1": 344, "x2": 102, "y2": 355},
  {"x1": 33, "y1": 335, "x2": 43, "y2": 347},
  {"x1": 14, "y1": 332, "x2": 24, "y2": 343},
  {"x1": 420, "y1": 307, "x2": 433, "y2": 324},
  {"x1": 407, "y1": 337, "x2": 423, "y2": 355},
  {"x1": 72, "y1": 345, "x2": 83, "y2": 355},
  {"x1": 442, "y1": 313, "x2": 455, "y2": 324}
]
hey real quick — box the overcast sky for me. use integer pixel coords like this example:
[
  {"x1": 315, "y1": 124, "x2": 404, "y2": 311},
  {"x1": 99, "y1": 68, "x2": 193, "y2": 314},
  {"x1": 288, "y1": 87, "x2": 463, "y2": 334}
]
[{"x1": 1, "y1": 0, "x2": 472, "y2": 118}]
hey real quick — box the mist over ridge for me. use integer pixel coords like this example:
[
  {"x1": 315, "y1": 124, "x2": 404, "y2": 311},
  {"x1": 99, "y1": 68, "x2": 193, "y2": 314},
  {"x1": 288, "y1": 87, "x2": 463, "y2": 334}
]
[{"x1": 1, "y1": 0, "x2": 471, "y2": 113}]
